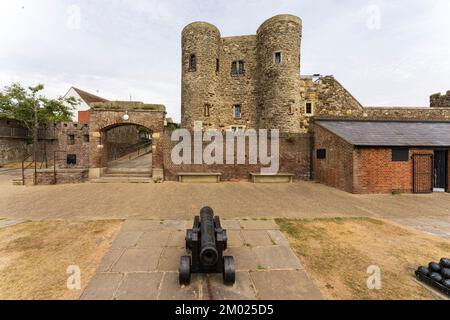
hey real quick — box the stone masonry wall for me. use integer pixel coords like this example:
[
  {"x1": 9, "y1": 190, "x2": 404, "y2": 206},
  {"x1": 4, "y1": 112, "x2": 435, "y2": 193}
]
[
  {"x1": 431, "y1": 91, "x2": 450, "y2": 108},
  {"x1": 161, "y1": 131, "x2": 311, "y2": 181}
]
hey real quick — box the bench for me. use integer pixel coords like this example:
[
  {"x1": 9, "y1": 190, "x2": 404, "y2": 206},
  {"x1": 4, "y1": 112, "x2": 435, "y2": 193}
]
[
  {"x1": 178, "y1": 172, "x2": 222, "y2": 183},
  {"x1": 250, "y1": 173, "x2": 294, "y2": 183}
]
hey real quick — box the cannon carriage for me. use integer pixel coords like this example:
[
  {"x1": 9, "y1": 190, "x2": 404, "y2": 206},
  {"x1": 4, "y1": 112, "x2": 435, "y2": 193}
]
[{"x1": 179, "y1": 207, "x2": 236, "y2": 285}]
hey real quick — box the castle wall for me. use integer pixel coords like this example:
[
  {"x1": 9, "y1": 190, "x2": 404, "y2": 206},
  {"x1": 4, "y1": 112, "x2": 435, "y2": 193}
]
[
  {"x1": 431, "y1": 91, "x2": 450, "y2": 108},
  {"x1": 161, "y1": 132, "x2": 311, "y2": 181}
]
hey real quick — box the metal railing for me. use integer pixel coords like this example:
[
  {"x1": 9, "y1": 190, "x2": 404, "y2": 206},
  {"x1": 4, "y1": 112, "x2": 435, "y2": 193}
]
[
  {"x1": 21, "y1": 144, "x2": 49, "y2": 185},
  {"x1": 112, "y1": 140, "x2": 152, "y2": 161}
]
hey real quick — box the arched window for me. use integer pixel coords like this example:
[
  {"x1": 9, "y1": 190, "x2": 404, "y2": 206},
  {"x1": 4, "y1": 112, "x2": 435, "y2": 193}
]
[{"x1": 189, "y1": 54, "x2": 197, "y2": 72}]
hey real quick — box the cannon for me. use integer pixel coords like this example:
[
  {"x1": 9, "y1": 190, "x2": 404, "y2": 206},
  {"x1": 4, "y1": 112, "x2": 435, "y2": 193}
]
[{"x1": 179, "y1": 207, "x2": 236, "y2": 285}]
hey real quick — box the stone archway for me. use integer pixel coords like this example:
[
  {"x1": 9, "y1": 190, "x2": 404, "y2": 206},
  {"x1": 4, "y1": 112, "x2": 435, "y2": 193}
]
[{"x1": 88, "y1": 101, "x2": 166, "y2": 180}]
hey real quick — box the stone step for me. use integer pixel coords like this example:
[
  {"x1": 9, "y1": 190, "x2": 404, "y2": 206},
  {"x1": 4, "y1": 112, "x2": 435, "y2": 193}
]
[
  {"x1": 90, "y1": 177, "x2": 154, "y2": 184},
  {"x1": 12, "y1": 179, "x2": 24, "y2": 186},
  {"x1": 106, "y1": 168, "x2": 151, "y2": 175},
  {"x1": 103, "y1": 172, "x2": 152, "y2": 178}
]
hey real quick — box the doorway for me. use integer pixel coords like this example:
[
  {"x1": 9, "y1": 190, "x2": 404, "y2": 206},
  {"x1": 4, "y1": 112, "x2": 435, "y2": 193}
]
[{"x1": 434, "y1": 150, "x2": 448, "y2": 192}]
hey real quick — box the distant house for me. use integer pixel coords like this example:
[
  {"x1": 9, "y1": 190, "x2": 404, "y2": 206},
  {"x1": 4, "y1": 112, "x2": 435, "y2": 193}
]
[{"x1": 63, "y1": 87, "x2": 109, "y2": 123}]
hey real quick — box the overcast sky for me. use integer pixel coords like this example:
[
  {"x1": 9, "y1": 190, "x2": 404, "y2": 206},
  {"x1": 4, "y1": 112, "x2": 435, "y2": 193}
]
[{"x1": 1, "y1": 0, "x2": 449, "y2": 122}]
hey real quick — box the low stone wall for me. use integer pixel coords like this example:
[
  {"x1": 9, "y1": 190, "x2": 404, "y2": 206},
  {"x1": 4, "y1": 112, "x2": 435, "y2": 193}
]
[
  {"x1": 161, "y1": 132, "x2": 311, "y2": 181},
  {"x1": 25, "y1": 169, "x2": 89, "y2": 185}
]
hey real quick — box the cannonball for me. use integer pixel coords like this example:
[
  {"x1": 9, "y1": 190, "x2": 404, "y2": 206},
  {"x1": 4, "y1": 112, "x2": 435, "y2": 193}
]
[
  {"x1": 429, "y1": 262, "x2": 441, "y2": 273},
  {"x1": 440, "y1": 258, "x2": 450, "y2": 268},
  {"x1": 430, "y1": 272, "x2": 443, "y2": 283},
  {"x1": 441, "y1": 268, "x2": 450, "y2": 279}
]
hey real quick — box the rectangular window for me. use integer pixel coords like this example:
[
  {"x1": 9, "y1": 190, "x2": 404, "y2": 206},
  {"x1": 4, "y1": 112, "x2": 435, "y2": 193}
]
[
  {"x1": 305, "y1": 102, "x2": 313, "y2": 115},
  {"x1": 275, "y1": 52, "x2": 282, "y2": 64},
  {"x1": 67, "y1": 154, "x2": 77, "y2": 165},
  {"x1": 204, "y1": 104, "x2": 210, "y2": 117},
  {"x1": 231, "y1": 61, "x2": 245, "y2": 76},
  {"x1": 317, "y1": 149, "x2": 326, "y2": 160},
  {"x1": 83, "y1": 134, "x2": 90, "y2": 143},
  {"x1": 67, "y1": 134, "x2": 75, "y2": 145},
  {"x1": 189, "y1": 54, "x2": 197, "y2": 72},
  {"x1": 392, "y1": 148, "x2": 409, "y2": 162},
  {"x1": 233, "y1": 105, "x2": 242, "y2": 119}
]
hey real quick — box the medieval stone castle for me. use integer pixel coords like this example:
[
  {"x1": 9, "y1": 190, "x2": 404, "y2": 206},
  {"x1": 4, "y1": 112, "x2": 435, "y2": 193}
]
[{"x1": 181, "y1": 14, "x2": 450, "y2": 134}]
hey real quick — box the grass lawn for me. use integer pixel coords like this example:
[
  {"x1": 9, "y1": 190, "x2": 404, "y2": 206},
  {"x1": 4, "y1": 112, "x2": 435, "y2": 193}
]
[
  {"x1": 0, "y1": 220, "x2": 122, "y2": 299},
  {"x1": 276, "y1": 217, "x2": 450, "y2": 300}
]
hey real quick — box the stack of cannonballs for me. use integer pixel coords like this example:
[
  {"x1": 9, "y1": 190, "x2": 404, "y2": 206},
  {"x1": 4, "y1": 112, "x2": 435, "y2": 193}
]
[{"x1": 416, "y1": 258, "x2": 450, "y2": 296}]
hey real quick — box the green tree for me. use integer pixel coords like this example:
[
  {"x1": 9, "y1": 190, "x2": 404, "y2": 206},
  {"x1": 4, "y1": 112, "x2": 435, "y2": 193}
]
[{"x1": 0, "y1": 83, "x2": 78, "y2": 138}]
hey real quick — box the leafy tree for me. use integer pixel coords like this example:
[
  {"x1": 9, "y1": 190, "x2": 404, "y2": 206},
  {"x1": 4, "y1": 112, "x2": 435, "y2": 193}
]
[{"x1": 0, "y1": 83, "x2": 78, "y2": 138}]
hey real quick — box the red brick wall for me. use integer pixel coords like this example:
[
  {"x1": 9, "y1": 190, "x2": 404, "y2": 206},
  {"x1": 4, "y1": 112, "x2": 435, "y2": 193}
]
[
  {"x1": 78, "y1": 111, "x2": 91, "y2": 124},
  {"x1": 353, "y1": 148, "x2": 434, "y2": 194},
  {"x1": 161, "y1": 132, "x2": 312, "y2": 181},
  {"x1": 313, "y1": 125, "x2": 354, "y2": 192}
]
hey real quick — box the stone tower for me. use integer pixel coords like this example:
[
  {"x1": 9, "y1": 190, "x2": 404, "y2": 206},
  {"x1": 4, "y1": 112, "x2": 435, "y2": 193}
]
[
  {"x1": 181, "y1": 14, "x2": 304, "y2": 133},
  {"x1": 257, "y1": 15, "x2": 302, "y2": 132},
  {"x1": 181, "y1": 22, "x2": 221, "y2": 128}
]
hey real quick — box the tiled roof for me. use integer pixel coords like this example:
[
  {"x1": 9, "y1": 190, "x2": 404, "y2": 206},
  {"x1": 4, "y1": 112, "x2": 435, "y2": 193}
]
[
  {"x1": 316, "y1": 120, "x2": 450, "y2": 147},
  {"x1": 72, "y1": 87, "x2": 109, "y2": 105}
]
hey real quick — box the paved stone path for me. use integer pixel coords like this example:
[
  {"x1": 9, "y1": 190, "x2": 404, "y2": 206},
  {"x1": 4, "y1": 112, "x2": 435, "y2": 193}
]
[
  {"x1": 389, "y1": 216, "x2": 450, "y2": 239},
  {"x1": 81, "y1": 219, "x2": 323, "y2": 300},
  {"x1": 1, "y1": 168, "x2": 450, "y2": 221}
]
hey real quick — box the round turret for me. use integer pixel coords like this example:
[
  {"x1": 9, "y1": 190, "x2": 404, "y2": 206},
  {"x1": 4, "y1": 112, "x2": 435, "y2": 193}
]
[
  {"x1": 181, "y1": 22, "x2": 221, "y2": 129},
  {"x1": 257, "y1": 14, "x2": 303, "y2": 132}
]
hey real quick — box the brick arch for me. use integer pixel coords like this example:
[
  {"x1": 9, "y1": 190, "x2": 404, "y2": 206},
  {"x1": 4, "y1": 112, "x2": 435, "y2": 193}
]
[{"x1": 88, "y1": 103, "x2": 166, "y2": 180}]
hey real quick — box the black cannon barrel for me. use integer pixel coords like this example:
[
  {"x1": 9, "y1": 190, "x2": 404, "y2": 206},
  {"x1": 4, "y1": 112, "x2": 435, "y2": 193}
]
[{"x1": 199, "y1": 207, "x2": 218, "y2": 266}]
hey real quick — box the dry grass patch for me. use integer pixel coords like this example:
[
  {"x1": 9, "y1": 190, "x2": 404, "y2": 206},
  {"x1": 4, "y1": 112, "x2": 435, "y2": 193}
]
[
  {"x1": 0, "y1": 220, "x2": 122, "y2": 300},
  {"x1": 276, "y1": 217, "x2": 450, "y2": 300}
]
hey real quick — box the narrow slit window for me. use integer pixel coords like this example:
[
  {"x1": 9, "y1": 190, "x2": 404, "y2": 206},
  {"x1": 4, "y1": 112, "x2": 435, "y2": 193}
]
[
  {"x1": 275, "y1": 52, "x2": 282, "y2": 64},
  {"x1": 189, "y1": 54, "x2": 197, "y2": 71},
  {"x1": 305, "y1": 102, "x2": 313, "y2": 115},
  {"x1": 216, "y1": 59, "x2": 220, "y2": 73},
  {"x1": 204, "y1": 104, "x2": 211, "y2": 117}
]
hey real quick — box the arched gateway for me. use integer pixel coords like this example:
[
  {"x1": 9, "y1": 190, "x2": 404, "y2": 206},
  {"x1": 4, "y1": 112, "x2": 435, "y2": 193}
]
[{"x1": 88, "y1": 101, "x2": 166, "y2": 181}]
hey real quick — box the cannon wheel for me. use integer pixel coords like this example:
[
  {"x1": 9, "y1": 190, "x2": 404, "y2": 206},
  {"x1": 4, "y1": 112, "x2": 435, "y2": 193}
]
[
  {"x1": 185, "y1": 230, "x2": 193, "y2": 250},
  {"x1": 179, "y1": 256, "x2": 191, "y2": 285},
  {"x1": 223, "y1": 256, "x2": 236, "y2": 285}
]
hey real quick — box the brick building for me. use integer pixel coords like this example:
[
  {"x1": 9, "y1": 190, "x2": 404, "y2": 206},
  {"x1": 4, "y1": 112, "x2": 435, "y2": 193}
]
[{"x1": 313, "y1": 120, "x2": 450, "y2": 194}]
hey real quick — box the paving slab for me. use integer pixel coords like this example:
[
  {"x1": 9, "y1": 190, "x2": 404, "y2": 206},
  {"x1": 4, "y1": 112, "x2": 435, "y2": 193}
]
[
  {"x1": 204, "y1": 272, "x2": 257, "y2": 300},
  {"x1": 121, "y1": 220, "x2": 162, "y2": 232},
  {"x1": 158, "y1": 272, "x2": 202, "y2": 300},
  {"x1": 136, "y1": 231, "x2": 172, "y2": 248},
  {"x1": 159, "y1": 220, "x2": 188, "y2": 230},
  {"x1": 240, "y1": 219, "x2": 280, "y2": 230},
  {"x1": 158, "y1": 247, "x2": 187, "y2": 271},
  {"x1": 241, "y1": 230, "x2": 273, "y2": 247},
  {"x1": 267, "y1": 230, "x2": 290, "y2": 246},
  {"x1": 111, "y1": 232, "x2": 143, "y2": 248},
  {"x1": 167, "y1": 230, "x2": 186, "y2": 247},
  {"x1": 227, "y1": 230, "x2": 245, "y2": 247},
  {"x1": 81, "y1": 273, "x2": 124, "y2": 300},
  {"x1": 226, "y1": 246, "x2": 260, "y2": 271},
  {"x1": 250, "y1": 270, "x2": 323, "y2": 300},
  {"x1": 115, "y1": 273, "x2": 163, "y2": 300},
  {"x1": 253, "y1": 245, "x2": 302, "y2": 270},
  {"x1": 221, "y1": 220, "x2": 242, "y2": 230},
  {"x1": 97, "y1": 248, "x2": 125, "y2": 272},
  {"x1": 112, "y1": 248, "x2": 163, "y2": 272}
]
